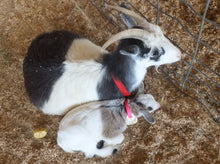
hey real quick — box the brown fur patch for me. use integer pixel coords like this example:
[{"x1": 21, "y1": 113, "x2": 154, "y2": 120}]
[
  {"x1": 101, "y1": 99, "x2": 145, "y2": 138},
  {"x1": 129, "y1": 102, "x2": 140, "y2": 116},
  {"x1": 66, "y1": 39, "x2": 107, "y2": 61},
  {"x1": 101, "y1": 105, "x2": 127, "y2": 138}
]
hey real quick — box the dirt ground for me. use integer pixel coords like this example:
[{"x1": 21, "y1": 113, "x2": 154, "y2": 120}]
[{"x1": 0, "y1": 0, "x2": 220, "y2": 164}]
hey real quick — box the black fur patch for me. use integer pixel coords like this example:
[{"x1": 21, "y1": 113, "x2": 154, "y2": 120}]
[
  {"x1": 117, "y1": 38, "x2": 151, "y2": 59},
  {"x1": 23, "y1": 31, "x2": 82, "y2": 109},
  {"x1": 96, "y1": 140, "x2": 104, "y2": 149},
  {"x1": 97, "y1": 54, "x2": 135, "y2": 100},
  {"x1": 97, "y1": 38, "x2": 148, "y2": 100},
  {"x1": 116, "y1": 39, "x2": 145, "y2": 55},
  {"x1": 150, "y1": 47, "x2": 165, "y2": 61},
  {"x1": 97, "y1": 52, "x2": 136, "y2": 99}
]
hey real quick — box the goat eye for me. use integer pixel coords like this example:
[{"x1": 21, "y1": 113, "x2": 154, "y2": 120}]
[
  {"x1": 153, "y1": 49, "x2": 159, "y2": 56},
  {"x1": 148, "y1": 107, "x2": 153, "y2": 111},
  {"x1": 150, "y1": 48, "x2": 162, "y2": 61}
]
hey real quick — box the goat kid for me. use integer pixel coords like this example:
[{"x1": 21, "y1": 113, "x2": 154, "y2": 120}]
[{"x1": 57, "y1": 93, "x2": 160, "y2": 158}]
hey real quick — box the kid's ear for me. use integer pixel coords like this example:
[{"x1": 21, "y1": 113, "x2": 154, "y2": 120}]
[{"x1": 140, "y1": 109, "x2": 155, "y2": 124}]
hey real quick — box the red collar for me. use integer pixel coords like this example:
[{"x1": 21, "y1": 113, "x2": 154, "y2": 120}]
[
  {"x1": 112, "y1": 74, "x2": 133, "y2": 118},
  {"x1": 111, "y1": 75, "x2": 131, "y2": 97}
]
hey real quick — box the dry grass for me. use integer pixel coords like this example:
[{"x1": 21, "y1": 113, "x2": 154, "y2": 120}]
[{"x1": 0, "y1": 0, "x2": 220, "y2": 163}]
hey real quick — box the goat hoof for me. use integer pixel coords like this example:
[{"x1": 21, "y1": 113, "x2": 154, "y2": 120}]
[
  {"x1": 96, "y1": 140, "x2": 105, "y2": 149},
  {"x1": 112, "y1": 148, "x2": 118, "y2": 155}
]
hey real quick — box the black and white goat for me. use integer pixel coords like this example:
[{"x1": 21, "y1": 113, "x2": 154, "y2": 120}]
[
  {"x1": 57, "y1": 93, "x2": 160, "y2": 158},
  {"x1": 23, "y1": 5, "x2": 181, "y2": 115}
]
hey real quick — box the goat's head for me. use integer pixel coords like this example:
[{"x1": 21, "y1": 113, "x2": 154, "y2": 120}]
[
  {"x1": 103, "y1": 5, "x2": 181, "y2": 68},
  {"x1": 132, "y1": 94, "x2": 160, "y2": 124},
  {"x1": 135, "y1": 94, "x2": 160, "y2": 113}
]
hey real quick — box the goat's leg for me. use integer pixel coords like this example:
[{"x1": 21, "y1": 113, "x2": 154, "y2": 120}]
[
  {"x1": 104, "y1": 134, "x2": 124, "y2": 145},
  {"x1": 95, "y1": 145, "x2": 120, "y2": 157}
]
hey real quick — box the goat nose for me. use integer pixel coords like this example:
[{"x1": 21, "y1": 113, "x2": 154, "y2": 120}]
[
  {"x1": 157, "y1": 102, "x2": 160, "y2": 108},
  {"x1": 177, "y1": 52, "x2": 181, "y2": 59}
]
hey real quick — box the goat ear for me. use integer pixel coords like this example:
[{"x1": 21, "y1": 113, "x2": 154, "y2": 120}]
[
  {"x1": 120, "y1": 13, "x2": 137, "y2": 29},
  {"x1": 119, "y1": 4, "x2": 137, "y2": 28},
  {"x1": 140, "y1": 110, "x2": 156, "y2": 124},
  {"x1": 120, "y1": 45, "x2": 140, "y2": 56}
]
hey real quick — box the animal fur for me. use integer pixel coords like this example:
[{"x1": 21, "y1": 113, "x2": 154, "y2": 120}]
[
  {"x1": 23, "y1": 7, "x2": 181, "y2": 115},
  {"x1": 57, "y1": 93, "x2": 160, "y2": 158}
]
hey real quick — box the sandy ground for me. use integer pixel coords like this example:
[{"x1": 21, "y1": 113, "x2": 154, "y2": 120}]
[{"x1": 0, "y1": 0, "x2": 220, "y2": 163}]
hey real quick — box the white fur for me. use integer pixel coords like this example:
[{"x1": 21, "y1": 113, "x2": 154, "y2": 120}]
[
  {"x1": 132, "y1": 60, "x2": 147, "y2": 90},
  {"x1": 57, "y1": 102, "x2": 123, "y2": 158},
  {"x1": 140, "y1": 36, "x2": 181, "y2": 68},
  {"x1": 42, "y1": 61, "x2": 104, "y2": 115},
  {"x1": 42, "y1": 58, "x2": 149, "y2": 115},
  {"x1": 57, "y1": 94, "x2": 160, "y2": 158},
  {"x1": 153, "y1": 36, "x2": 181, "y2": 66},
  {"x1": 136, "y1": 94, "x2": 160, "y2": 113},
  {"x1": 42, "y1": 24, "x2": 180, "y2": 115}
]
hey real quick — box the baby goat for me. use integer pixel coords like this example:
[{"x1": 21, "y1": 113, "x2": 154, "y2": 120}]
[
  {"x1": 57, "y1": 93, "x2": 160, "y2": 158},
  {"x1": 23, "y1": 5, "x2": 181, "y2": 115}
]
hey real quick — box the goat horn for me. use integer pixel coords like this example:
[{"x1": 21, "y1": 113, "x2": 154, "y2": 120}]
[
  {"x1": 102, "y1": 29, "x2": 153, "y2": 49},
  {"x1": 105, "y1": 4, "x2": 155, "y2": 32}
]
